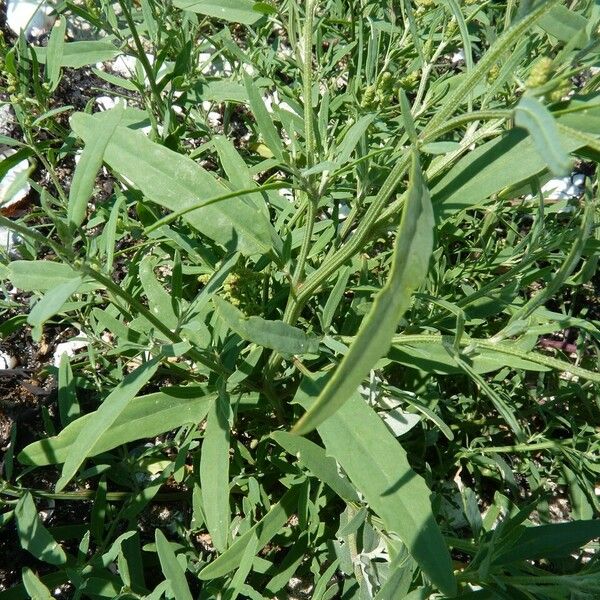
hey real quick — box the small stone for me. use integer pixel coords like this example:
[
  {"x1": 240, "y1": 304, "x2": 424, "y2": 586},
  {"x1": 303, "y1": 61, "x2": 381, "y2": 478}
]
[
  {"x1": 451, "y1": 49, "x2": 465, "y2": 65},
  {"x1": 52, "y1": 332, "x2": 89, "y2": 367},
  {"x1": 0, "y1": 148, "x2": 31, "y2": 210},
  {"x1": 0, "y1": 226, "x2": 23, "y2": 258},
  {"x1": 6, "y1": 0, "x2": 55, "y2": 39},
  {"x1": 0, "y1": 351, "x2": 17, "y2": 369}
]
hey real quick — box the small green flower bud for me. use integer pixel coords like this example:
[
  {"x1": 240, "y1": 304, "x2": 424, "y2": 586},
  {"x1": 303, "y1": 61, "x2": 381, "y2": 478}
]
[
  {"x1": 526, "y1": 57, "x2": 553, "y2": 88},
  {"x1": 445, "y1": 17, "x2": 458, "y2": 37},
  {"x1": 361, "y1": 84, "x2": 377, "y2": 109},
  {"x1": 547, "y1": 81, "x2": 571, "y2": 103},
  {"x1": 487, "y1": 63, "x2": 500, "y2": 83}
]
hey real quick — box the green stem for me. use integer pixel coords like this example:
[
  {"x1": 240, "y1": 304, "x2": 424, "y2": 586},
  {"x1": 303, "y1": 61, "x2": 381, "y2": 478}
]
[
  {"x1": 291, "y1": 0, "x2": 318, "y2": 288},
  {"x1": 297, "y1": 152, "x2": 412, "y2": 306},
  {"x1": 117, "y1": 0, "x2": 164, "y2": 120},
  {"x1": 421, "y1": 110, "x2": 510, "y2": 143},
  {"x1": 460, "y1": 440, "x2": 573, "y2": 455},
  {"x1": 303, "y1": 0, "x2": 317, "y2": 173},
  {"x1": 1, "y1": 483, "x2": 186, "y2": 503},
  {"x1": 144, "y1": 182, "x2": 290, "y2": 234}
]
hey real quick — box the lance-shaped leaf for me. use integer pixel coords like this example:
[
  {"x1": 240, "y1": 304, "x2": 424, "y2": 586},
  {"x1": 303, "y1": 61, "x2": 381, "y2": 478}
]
[
  {"x1": 294, "y1": 375, "x2": 456, "y2": 597},
  {"x1": 56, "y1": 358, "x2": 160, "y2": 491},
  {"x1": 173, "y1": 0, "x2": 261, "y2": 25},
  {"x1": 19, "y1": 387, "x2": 215, "y2": 466},
  {"x1": 200, "y1": 387, "x2": 231, "y2": 553},
  {"x1": 27, "y1": 276, "x2": 83, "y2": 341},
  {"x1": 7, "y1": 260, "x2": 99, "y2": 292},
  {"x1": 244, "y1": 74, "x2": 284, "y2": 161},
  {"x1": 514, "y1": 96, "x2": 571, "y2": 176},
  {"x1": 293, "y1": 151, "x2": 434, "y2": 434},
  {"x1": 15, "y1": 493, "x2": 68, "y2": 566},
  {"x1": 45, "y1": 17, "x2": 66, "y2": 92},
  {"x1": 22, "y1": 567, "x2": 54, "y2": 600},
  {"x1": 155, "y1": 530, "x2": 193, "y2": 600},
  {"x1": 214, "y1": 296, "x2": 320, "y2": 355},
  {"x1": 68, "y1": 102, "x2": 124, "y2": 228},
  {"x1": 271, "y1": 431, "x2": 359, "y2": 503},
  {"x1": 70, "y1": 110, "x2": 273, "y2": 257},
  {"x1": 33, "y1": 41, "x2": 120, "y2": 68}
]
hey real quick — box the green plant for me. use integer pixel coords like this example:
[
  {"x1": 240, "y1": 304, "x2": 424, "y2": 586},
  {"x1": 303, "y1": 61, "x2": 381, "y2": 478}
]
[{"x1": 1, "y1": 0, "x2": 600, "y2": 598}]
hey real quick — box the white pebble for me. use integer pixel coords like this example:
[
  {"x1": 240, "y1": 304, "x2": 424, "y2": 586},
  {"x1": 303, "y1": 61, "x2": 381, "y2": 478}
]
[
  {"x1": 0, "y1": 351, "x2": 17, "y2": 369},
  {"x1": 6, "y1": 0, "x2": 55, "y2": 39},
  {"x1": 451, "y1": 49, "x2": 465, "y2": 65},
  {"x1": 207, "y1": 111, "x2": 222, "y2": 128},
  {"x1": 52, "y1": 332, "x2": 88, "y2": 367},
  {"x1": 0, "y1": 149, "x2": 31, "y2": 209},
  {"x1": 0, "y1": 226, "x2": 23, "y2": 258},
  {"x1": 572, "y1": 173, "x2": 585, "y2": 188},
  {"x1": 95, "y1": 96, "x2": 118, "y2": 111},
  {"x1": 279, "y1": 188, "x2": 294, "y2": 203}
]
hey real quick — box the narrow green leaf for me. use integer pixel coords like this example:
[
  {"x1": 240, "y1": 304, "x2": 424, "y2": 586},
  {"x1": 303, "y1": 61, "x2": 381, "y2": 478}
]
[
  {"x1": 32, "y1": 106, "x2": 74, "y2": 127},
  {"x1": 420, "y1": 141, "x2": 461, "y2": 155},
  {"x1": 213, "y1": 135, "x2": 256, "y2": 192},
  {"x1": 90, "y1": 477, "x2": 107, "y2": 544},
  {"x1": 293, "y1": 151, "x2": 433, "y2": 434},
  {"x1": 155, "y1": 530, "x2": 193, "y2": 600},
  {"x1": 334, "y1": 115, "x2": 375, "y2": 166},
  {"x1": 15, "y1": 493, "x2": 68, "y2": 566},
  {"x1": 33, "y1": 41, "x2": 120, "y2": 68},
  {"x1": 214, "y1": 297, "x2": 320, "y2": 355},
  {"x1": 493, "y1": 520, "x2": 600, "y2": 565},
  {"x1": 173, "y1": 0, "x2": 262, "y2": 25},
  {"x1": 8, "y1": 260, "x2": 97, "y2": 292},
  {"x1": 538, "y1": 5, "x2": 587, "y2": 46},
  {"x1": 228, "y1": 532, "x2": 259, "y2": 600},
  {"x1": 56, "y1": 358, "x2": 160, "y2": 491},
  {"x1": 200, "y1": 388, "x2": 231, "y2": 553},
  {"x1": 139, "y1": 255, "x2": 179, "y2": 330},
  {"x1": 140, "y1": 0, "x2": 158, "y2": 39},
  {"x1": 442, "y1": 0, "x2": 473, "y2": 74},
  {"x1": 68, "y1": 102, "x2": 125, "y2": 228},
  {"x1": 453, "y1": 352, "x2": 524, "y2": 441},
  {"x1": 212, "y1": 137, "x2": 281, "y2": 251},
  {"x1": 70, "y1": 111, "x2": 273, "y2": 256},
  {"x1": 271, "y1": 431, "x2": 359, "y2": 503},
  {"x1": 244, "y1": 74, "x2": 284, "y2": 161},
  {"x1": 199, "y1": 485, "x2": 301, "y2": 580},
  {"x1": 27, "y1": 276, "x2": 83, "y2": 341},
  {"x1": 19, "y1": 387, "x2": 214, "y2": 466},
  {"x1": 320, "y1": 266, "x2": 351, "y2": 331},
  {"x1": 22, "y1": 567, "x2": 53, "y2": 600},
  {"x1": 514, "y1": 96, "x2": 571, "y2": 176},
  {"x1": 45, "y1": 17, "x2": 66, "y2": 92},
  {"x1": 388, "y1": 335, "x2": 547, "y2": 375},
  {"x1": 91, "y1": 66, "x2": 139, "y2": 91},
  {"x1": 58, "y1": 354, "x2": 80, "y2": 426},
  {"x1": 0, "y1": 573, "x2": 69, "y2": 600},
  {"x1": 295, "y1": 376, "x2": 457, "y2": 597},
  {"x1": 118, "y1": 532, "x2": 146, "y2": 592},
  {"x1": 557, "y1": 122, "x2": 600, "y2": 155}
]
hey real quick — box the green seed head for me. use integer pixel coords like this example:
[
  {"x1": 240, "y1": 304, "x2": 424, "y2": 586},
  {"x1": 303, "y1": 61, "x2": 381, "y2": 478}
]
[{"x1": 526, "y1": 57, "x2": 553, "y2": 88}]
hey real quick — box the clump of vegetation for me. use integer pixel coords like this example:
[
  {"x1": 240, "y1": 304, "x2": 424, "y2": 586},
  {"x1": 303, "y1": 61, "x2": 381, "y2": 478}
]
[{"x1": 1, "y1": 1, "x2": 599, "y2": 598}]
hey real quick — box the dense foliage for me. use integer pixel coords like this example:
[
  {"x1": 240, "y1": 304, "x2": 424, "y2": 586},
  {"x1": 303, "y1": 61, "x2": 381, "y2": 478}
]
[{"x1": 1, "y1": 0, "x2": 600, "y2": 598}]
